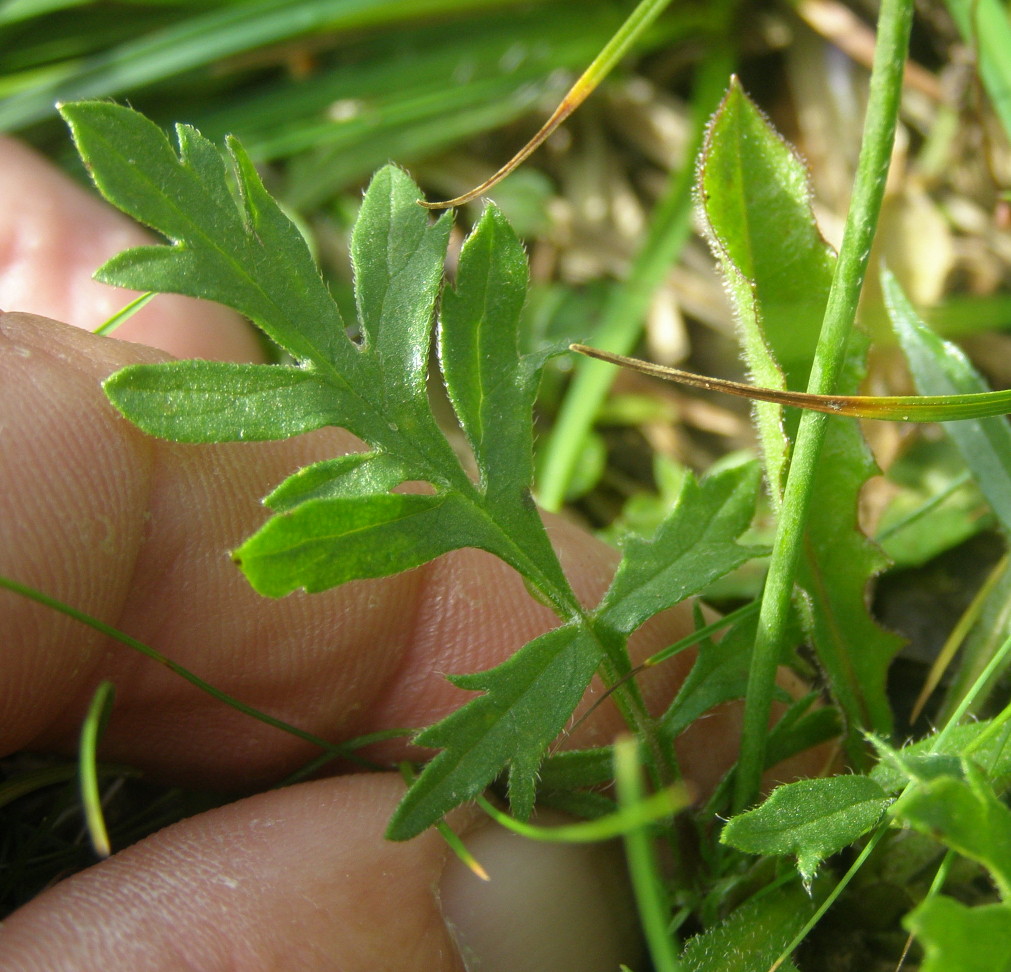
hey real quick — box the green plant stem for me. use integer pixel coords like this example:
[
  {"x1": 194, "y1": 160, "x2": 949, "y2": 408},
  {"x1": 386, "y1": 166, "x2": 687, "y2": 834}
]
[
  {"x1": 770, "y1": 825, "x2": 889, "y2": 971},
  {"x1": 731, "y1": 0, "x2": 914, "y2": 813},
  {"x1": 536, "y1": 43, "x2": 732, "y2": 510},
  {"x1": 614, "y1": 735, "x2": 683, "y2": 972}
]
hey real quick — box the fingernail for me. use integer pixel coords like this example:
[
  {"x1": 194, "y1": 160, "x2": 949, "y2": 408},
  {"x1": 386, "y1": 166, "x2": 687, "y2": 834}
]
[{"x1": 438, "y1": 814, "x2": 645, "y2": 972}]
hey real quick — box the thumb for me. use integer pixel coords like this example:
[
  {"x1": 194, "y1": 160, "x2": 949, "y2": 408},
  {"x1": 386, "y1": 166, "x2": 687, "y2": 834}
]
[{"x1": 0, "y1": 774, "x2": 645, "y2": 972}]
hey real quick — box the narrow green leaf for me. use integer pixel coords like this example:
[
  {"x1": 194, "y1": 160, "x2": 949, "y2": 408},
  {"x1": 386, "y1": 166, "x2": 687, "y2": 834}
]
[
  {"x1": 660, "y1": 609, "x2": 754, "y2": 739},
  {"x1": 234, "y1": 492, "x2": 488, "y2": 597},
  {"x1": 438, "y1": 203, "x2": 570, "y2": 591},
  {"x1": 439, "y1": 204, "x2": 531, "y2": 499},
  {"x1": 596, "y1": 462, "x2": 764, "y2": 635},
  {"x1": 351, "y1": 164, "x2": 453, "y2": 414},
  {"x1": 890, "y1": 760, "x2": 1011, "y2": 899},
  {"x1": 905, "y1": 896, "x2": 1011, "y2": 972},
  {"x1": 386, "y1": 624, "x2": 602, "y2": 840},
  {"x1": 721, "y1": 776, "x2": 890, "y2": 885},
  {"x1": 698, "y1": 77, "x2": 836, "y2": 497},
  {"x1": 884, "y1": 266, "x2": 1011, "y2": 534},
  {"x1": 103, "y1": 360, "x2": 347, "y2": 442},
  {"x1": 699, "y1": 79, "x2": 901, "y2": 744},
  {"x1": 79, "y1": 680, "x2": 116, "y2": 858},
  {"x1": 264, "y1": 452, "x2": 409, "y2": 512}
]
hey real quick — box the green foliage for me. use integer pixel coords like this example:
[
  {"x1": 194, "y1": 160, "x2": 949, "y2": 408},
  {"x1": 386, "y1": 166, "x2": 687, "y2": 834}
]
[
  {"x1": 680, "y1": 883, "x2": 814, "y2": 972},
  {"x1": 891, "y1": 760, "x2": 1011, "y2": 900},
  {"x1": 64, "y1": 100, "x2": 760, "y2": 846},
  {"x1": 906, "y1": 896, "x2": 1011, "y2": 972},
  {"x1": 45, "y1": 4, "x2": 1011, "y2": 961},
  {"x1": 391, "y1": 464, "x2": 762, "y2": 839},
  {"x1": 721, "y1": 776, "x2": 890, "y2": 886},
  {"x1": 885, "y1": 266, "x2": 1011, "y2": 535}
]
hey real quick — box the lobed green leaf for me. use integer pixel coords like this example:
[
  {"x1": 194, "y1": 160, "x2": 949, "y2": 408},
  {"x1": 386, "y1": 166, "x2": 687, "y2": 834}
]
[
  {"x1": 440, "y1": 205, "x2": 531, "y2": 488},
  {"x1": 595, "y1": 462, "x2": 764, "y2": 635},
  {"x1": 387, "y1": 624, "x2": 602, "y2": 840},
  {"x1": 438, "y1": 202, "x2": 571, "y2": 593},
  {"x1": 890, "y1": 760, "x2": 1011, "y2": 899},
  {"x1": 905, "y1": 896, "x2": 1011, "y2": 972},
  {"x1": 61, "y1": 102, "x2": 349, "y2": 367}
]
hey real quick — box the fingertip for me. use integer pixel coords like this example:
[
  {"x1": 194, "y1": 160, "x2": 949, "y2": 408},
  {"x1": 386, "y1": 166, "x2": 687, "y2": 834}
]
[
  {"x1": 0, "y1": 775, "x2": 470, "y2": 972},
  {"x1": 440, "y1": 811, "x2": 645, "y2": 972}
]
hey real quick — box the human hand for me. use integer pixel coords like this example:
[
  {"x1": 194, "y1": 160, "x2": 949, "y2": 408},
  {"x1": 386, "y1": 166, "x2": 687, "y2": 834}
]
[{"x1": 0, "y1": 137, "x2": 785, "y2": 971}]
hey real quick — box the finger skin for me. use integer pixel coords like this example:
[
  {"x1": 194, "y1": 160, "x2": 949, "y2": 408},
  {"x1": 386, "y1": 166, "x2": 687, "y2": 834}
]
[{"x1": 0, "y1": 776, "x2": 471, "y2": 972}]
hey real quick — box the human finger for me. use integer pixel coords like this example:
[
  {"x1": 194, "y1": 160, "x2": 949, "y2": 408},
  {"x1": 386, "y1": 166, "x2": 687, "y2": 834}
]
[{"x1": 0, "y1": 773, "x2": 646, "y2": 972}]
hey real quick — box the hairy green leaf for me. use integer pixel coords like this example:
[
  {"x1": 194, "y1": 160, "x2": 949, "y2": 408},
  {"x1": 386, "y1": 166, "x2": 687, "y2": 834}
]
[
  {"x1": 102, "y1": 360, "x2": 345, "y2": 442},
  {"x1": 681, "y1": 883, "x2": 814, "y2": 972},
  {"x1": 891, "y1": 760, "x2": 1011, "y2": 899},
  {"x1": 721, "y1": 776, "x2": 890, "y2": 885},
  {"x1": 596, "y1": 462, "x2": 764, "y2": 635},
  {"x1": 698, "y1": 79, "x2": 901, "y2": 743},
  {"x1": 869, "y1": 719, "x2": 1011, "y2": 793},
  {"x1": 234, "y1": 492, "x2": 489, "y2": 597},
  {"x1": 697, "y1": 78, "x2": 835, "y2": 497},
  {"x1": 387, "y1": 624, "x2": 601, "y2": 841}
]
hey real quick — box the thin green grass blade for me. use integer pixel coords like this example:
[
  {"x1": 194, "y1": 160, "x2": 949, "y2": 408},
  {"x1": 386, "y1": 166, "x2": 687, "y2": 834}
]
[
  {"x1": 884, "y1": 266, "x2": 1011, "y2": 533},
  {"x1": 614, "y1": 736, "x2": 683, "y2": 972},
  {"x1": 536, "y1": 44, "x2": 733, "y2": 510},
  {"x1": 0, "y1": 574, "x2": 351, "y2": 758},
  {"x1": 92, "y1": 292, "x2": 154, "y2": 336},
  {"x1": 78, "y1": 680, "x2": 116, "y2": 858}
]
